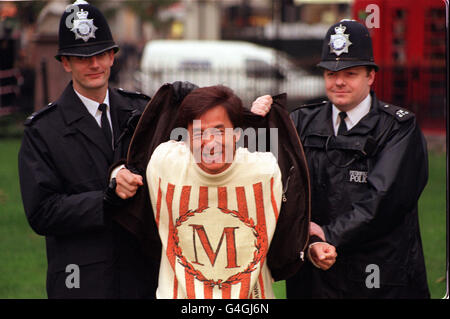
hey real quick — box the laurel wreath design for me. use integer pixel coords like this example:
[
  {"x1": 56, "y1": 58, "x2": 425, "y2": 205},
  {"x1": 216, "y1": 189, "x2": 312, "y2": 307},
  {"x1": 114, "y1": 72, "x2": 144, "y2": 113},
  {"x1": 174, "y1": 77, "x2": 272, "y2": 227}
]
[{"x1": 172, "y1": 206, "x2": 266, "y2": 289}]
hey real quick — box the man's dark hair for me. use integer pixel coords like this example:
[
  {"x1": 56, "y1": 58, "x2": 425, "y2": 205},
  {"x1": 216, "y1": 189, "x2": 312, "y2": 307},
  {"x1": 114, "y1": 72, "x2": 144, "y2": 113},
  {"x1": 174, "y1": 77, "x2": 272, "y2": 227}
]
[{"x1": 175, "y1": 85, "x2": 243, "y2": 129}]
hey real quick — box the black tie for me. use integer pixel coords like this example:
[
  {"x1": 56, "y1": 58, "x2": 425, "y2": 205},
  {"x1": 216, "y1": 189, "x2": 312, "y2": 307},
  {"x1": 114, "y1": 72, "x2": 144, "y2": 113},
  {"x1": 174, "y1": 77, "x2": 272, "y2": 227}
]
[
  {"x1": 337, "y1": 112, "x2": 348, "y2": 135},
  {"x1": 98, "y1": 103, "x2": 113, "y2": 148}
]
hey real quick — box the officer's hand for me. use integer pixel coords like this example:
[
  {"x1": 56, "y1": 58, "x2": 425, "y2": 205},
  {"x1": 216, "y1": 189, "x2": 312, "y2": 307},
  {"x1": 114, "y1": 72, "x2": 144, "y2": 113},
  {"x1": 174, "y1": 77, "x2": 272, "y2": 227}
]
[
  {"x1": 310, "y1": 221, "x2": 326, "y2": 241},
  {"x1": 115, "y1": 168, "x2": 144, "y2": 199},
  {"x1": 251, "y1": 95, "x2": 272, "y2": 117},
  {"x1": 309, "y1": 242, "x2": 337, "y2": 270}
]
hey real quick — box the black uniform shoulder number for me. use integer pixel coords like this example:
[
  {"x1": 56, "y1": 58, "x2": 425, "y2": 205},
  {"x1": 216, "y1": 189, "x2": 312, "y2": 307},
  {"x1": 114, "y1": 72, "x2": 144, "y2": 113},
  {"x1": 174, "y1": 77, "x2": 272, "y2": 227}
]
[
  {"x1": 24, "y1": 103, "x2": 57, "y2": 126},
  {"x1": 379, "y1": 103, "x2": 414, "y2": 122}
]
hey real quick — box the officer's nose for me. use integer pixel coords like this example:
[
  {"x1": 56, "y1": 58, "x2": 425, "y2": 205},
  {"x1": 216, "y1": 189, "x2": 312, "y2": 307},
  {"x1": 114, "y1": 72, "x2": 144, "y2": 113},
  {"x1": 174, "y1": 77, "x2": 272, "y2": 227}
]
[
  {"x1": 335, "y1": 73, "x2": 346, "y2": 86},
  {"x1": 88, "y1": 56, "x2": 100, "y2": 68}
]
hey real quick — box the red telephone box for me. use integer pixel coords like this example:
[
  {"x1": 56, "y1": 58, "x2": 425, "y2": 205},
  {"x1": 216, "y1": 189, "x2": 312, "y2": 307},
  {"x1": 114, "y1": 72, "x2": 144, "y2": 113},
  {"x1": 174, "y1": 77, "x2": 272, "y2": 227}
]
[{"x1": 353, "y1": 0, "x2": 446, "y2": 133}]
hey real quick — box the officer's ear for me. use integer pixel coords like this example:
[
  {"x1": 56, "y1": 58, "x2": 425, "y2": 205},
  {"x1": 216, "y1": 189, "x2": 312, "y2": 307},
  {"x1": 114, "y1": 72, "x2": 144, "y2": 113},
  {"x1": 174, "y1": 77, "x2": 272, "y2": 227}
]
[
  {"x1": 367, "y1": 68, "x2": 376, "y2": 86},
  {"x1": 61, "y1": 56, "x2": 72, "y2": 73},
  {"x1": 107, "y1": 49, "x2": 115, "y2": 67}
]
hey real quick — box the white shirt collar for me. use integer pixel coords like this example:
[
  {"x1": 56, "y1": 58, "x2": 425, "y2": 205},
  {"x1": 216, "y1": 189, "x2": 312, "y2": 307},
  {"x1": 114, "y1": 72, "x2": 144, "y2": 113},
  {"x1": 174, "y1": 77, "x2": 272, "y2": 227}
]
[
  {"x1": 74, "y1": 89, "x2": 110, "y2": 114},
  {"x1": 332, "y1": 93, "x2": 371, "y2": 135},
  {"x1": 74, "y1": 89, "x2": 110, "y2": 126}
]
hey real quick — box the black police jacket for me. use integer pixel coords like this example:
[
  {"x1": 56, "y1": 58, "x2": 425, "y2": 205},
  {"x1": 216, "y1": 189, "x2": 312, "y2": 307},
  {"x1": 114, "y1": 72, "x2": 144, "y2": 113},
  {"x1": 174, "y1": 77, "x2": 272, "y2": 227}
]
[
  {"x1": 288, "y1": 92, "x2": 430, "y2": 298},
  {"x1": 18, "y1": 83, "x2": 155, "y2": 298},
  {"x1": 112, "y1": 83, "x2": 312, "y2": 282}
]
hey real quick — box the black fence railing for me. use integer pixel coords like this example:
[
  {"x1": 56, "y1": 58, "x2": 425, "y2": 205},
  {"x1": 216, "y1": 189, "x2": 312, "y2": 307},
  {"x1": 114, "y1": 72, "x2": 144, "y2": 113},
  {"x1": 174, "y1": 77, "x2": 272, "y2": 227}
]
[
  {"x1": 0, "y1": 68, "x2": 20, "y2": 116},
  {"x1": 134, "y1": 66, "x2": 325, "y2": 109}
]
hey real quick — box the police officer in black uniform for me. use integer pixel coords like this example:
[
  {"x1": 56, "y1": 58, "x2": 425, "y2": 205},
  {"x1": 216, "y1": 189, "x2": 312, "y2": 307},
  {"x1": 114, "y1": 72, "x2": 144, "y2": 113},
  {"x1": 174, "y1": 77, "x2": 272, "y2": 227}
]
[
  {"x1": 254, "y1": 20, "x2": 430, "y2": 298},
  {"x1": 289, "y1": 19, "x2": 430, "y2": 298},
  {"x1": 18, "y1": 0, "x2": 157, "y2": 298}
]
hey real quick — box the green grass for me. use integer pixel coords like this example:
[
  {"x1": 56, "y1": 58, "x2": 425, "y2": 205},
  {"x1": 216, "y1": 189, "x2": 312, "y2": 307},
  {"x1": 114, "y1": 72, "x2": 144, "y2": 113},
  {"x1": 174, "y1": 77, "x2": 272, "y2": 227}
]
[
  {"x1": 418, "y1": 151, "x2": 447, "y2": 298},
  {"x1": 0, "y1": 138, "x2": 446, "y2": 299},
  {"x1": 0, "y1": 138, "x2": 47, "y2": 298}
]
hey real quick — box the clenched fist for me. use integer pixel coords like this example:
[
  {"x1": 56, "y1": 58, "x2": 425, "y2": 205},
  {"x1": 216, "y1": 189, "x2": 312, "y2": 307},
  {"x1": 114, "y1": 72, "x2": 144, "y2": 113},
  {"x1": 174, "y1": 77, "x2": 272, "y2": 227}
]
[
  {"x1": 115, "y1": 168, "x2": 144, "y2": 199},
  {"x1": 309, "y1": 242, "x2": 337, "y2": 270},
  {"x1": 251, "y1": 95, "x2": 272, "y2": 117}
]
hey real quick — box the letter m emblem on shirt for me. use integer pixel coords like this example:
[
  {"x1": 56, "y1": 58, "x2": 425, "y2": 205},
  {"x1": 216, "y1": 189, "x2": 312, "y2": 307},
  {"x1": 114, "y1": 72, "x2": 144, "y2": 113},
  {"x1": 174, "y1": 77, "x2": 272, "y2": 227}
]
[{"x1": 189, "y1": 224, "x2": 240, "y2": 269}]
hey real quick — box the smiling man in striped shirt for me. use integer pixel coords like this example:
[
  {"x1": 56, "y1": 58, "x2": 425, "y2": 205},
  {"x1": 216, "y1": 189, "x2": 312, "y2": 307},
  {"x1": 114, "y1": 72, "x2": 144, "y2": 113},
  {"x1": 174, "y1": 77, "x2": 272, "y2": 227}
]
[{"x1": 144, "y1": 85, "x2": 337, "y2": 299}]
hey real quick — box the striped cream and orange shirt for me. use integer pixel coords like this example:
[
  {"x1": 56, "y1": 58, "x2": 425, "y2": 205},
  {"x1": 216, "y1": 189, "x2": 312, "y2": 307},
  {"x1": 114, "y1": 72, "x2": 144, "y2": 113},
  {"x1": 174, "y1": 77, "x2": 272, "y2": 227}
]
[{"x1": 147, "y1": 140, "x2": 282, "y2": 299}]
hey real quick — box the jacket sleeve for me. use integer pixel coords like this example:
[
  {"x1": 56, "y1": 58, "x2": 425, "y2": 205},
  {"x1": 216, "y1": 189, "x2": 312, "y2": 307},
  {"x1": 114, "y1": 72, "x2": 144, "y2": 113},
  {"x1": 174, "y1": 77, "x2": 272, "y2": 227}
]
[
  {"x1": 18, "y1": 126, "x2": 107, "y2": 237},
  {"x1": 322, "y1": 118, "x2": 428, "y2": 248},
  {"x1": 247, "y1": 95, "x2": 311, "y2": 281}
]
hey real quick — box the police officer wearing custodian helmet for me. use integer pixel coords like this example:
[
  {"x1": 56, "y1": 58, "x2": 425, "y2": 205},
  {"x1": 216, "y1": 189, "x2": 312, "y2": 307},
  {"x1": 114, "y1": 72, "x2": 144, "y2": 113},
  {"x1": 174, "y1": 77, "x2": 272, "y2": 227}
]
[
  {"x1": 18, "y1": 0, "x2": 159, "y2": 298},
  {"x1": 253, "y1": 20, "x2": 430, "y2": 298}
]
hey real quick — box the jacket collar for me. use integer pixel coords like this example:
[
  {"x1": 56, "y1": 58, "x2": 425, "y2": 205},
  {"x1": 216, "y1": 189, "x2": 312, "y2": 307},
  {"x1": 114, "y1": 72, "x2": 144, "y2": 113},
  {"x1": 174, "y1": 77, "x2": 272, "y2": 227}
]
[
  {"x1": 109, "y1": 87, "x2": 135, "y2": 142},
  {"x1": 59, "y1": 83, "x2": 135, "y2": 123},
  {"x1": 58, "y1": 82, "x2": 113, "y2": 161},
  {"x1": 58, "y1": 82, "x2": 90, "y2": 125},
  {"x1": 347, "y1": 91, "x2": 381, "y2": 135},
  {"x1": 306, "y1": 91, "x2": 381, "y2": 137}
]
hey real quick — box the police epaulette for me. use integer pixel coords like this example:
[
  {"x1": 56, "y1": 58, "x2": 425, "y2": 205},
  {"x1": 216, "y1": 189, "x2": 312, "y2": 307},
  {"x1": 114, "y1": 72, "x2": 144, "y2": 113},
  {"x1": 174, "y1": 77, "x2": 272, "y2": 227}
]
[
  {"x1": 379, "y1": 103, "x2": 414, "y2": 122},
  {"x1": 24, "y1": 103, "x2": 56, "y2": 126},
  {"x1": 291, "y1": 100, "x2": 327, "y2": 113},
  {"x1": 117, "y1": 88, "x2": 150, "y2": 100},
  {"x1": 301, "y1": 100, "x2": 328, "y2": 108}
]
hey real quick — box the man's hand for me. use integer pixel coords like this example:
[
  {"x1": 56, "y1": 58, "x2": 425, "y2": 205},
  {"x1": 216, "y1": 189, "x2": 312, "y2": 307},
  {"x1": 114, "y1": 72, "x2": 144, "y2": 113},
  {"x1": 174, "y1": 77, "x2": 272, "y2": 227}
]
[
  {"x1": 115, "y1": 168, "x2": 144, "y2": 199},
  {"x1": 310, "y1": 221, "x2": 326, "y2": 241},
  {"x1": 251, "y1": 95, "x2": 272, "y2": 117},
  {"x1": 309, "y1": 242, "x2": 337, "y2": 270},
  {"x1": 172, "y1": 81, "x2": 199, "y2": 102}
]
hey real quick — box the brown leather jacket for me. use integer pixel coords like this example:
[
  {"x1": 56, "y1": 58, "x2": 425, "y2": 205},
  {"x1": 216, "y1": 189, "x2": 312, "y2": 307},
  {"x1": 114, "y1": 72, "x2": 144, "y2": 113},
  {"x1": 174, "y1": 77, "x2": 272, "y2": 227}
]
[{"x1": 112, "y1": 83, "x2": 311, "y2": 281}]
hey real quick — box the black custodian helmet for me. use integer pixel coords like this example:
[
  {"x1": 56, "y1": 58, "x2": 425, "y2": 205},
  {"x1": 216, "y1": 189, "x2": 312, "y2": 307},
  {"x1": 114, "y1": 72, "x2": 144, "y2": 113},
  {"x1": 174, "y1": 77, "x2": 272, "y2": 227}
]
[
  {"x1": 55, "y1": 0, "x2": 118, "y2": 61},
  {"x1": 317, "y1": 19, "x2": 378, "y2": 72}
]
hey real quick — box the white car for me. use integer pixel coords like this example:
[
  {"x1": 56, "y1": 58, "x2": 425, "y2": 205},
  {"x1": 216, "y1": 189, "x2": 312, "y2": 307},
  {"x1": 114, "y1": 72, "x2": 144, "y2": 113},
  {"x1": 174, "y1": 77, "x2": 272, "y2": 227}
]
[{"x1": 136, "y1": 40, "x2": 325, "y2": 106}]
